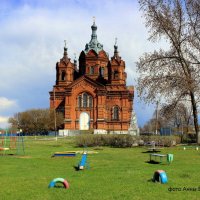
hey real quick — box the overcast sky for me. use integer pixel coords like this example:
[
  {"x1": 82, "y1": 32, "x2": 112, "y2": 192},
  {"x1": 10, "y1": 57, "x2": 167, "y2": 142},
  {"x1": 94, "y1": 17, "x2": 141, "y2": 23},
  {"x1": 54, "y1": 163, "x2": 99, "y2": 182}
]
[{"x1": 0, "y1": 0, "x2": 167, "y2": 128}]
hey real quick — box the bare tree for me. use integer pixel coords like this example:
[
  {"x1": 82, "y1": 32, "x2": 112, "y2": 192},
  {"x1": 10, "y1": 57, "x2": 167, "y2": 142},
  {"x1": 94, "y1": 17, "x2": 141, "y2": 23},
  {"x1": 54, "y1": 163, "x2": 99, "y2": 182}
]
[
  {"x1": 141, "y1": 109, "x2": 164, "y2": 134},
  {"x1": 137, "y1": 0, "x2": 200, "y2": 143},
  {"x1": 160, "y1": 102, "x2": 193, "y2": 132}
]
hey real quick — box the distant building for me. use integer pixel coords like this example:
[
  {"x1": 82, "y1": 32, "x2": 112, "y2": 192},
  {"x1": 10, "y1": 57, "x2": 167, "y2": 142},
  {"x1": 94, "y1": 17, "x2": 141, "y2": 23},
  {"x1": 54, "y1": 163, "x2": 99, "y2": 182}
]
[{"x1": 49, "y1": 21, "x2": 134, "y2": 135}]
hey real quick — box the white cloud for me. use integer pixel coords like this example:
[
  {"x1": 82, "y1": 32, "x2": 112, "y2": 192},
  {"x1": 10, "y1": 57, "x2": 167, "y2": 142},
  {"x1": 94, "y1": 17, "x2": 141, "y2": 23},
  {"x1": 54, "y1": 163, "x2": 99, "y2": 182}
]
[
  {"x1": 0, "y1": 116, "x2": 9, "y2": 128},
  {"x1": 0, "y1": 97, "x2": 17, "y2": 111},
  {"x1": 0, "y1": 97, "x2": 19, "y2": 123}
]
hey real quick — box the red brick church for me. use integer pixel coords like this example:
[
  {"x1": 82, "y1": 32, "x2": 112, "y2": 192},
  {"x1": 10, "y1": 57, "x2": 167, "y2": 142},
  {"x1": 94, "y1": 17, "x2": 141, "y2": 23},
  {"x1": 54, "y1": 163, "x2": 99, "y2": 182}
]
[{"x1": 49, "y1": 21, "x2": 134, "y2": 135}]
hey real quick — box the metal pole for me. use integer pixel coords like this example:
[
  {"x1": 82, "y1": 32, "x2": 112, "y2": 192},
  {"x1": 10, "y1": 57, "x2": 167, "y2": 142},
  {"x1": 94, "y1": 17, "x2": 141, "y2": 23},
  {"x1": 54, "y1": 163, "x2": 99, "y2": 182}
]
[
  {"x1": 54, "y1": 87, "x2": 57, "y2": 141},
  {"x1": 155, "y1": 101, "x2": 159, "y2": 135}
]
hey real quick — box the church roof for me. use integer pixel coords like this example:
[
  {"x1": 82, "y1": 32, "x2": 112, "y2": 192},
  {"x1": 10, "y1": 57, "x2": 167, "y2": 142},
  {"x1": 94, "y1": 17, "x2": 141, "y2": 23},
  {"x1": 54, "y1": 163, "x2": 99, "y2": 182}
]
[{"x1": 66, "y1": 75, "x2": 106, "y2": 89}]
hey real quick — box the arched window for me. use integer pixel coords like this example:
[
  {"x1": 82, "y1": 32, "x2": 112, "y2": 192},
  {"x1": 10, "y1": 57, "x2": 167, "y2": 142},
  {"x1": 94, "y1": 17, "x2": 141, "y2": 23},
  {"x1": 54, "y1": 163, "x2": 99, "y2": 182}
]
[
  {"x1": 113, "y1": 106, "x2": 119, "y2": 120},
  {"x1": 61, "y1": 71, "x2": 66, "y2": 81},
  {"x1": 78, "y1": 93, "x2": 93, "y2": 108},
  {"x1": 90, "y1": 66, "x2": 94, "y2": 74}
]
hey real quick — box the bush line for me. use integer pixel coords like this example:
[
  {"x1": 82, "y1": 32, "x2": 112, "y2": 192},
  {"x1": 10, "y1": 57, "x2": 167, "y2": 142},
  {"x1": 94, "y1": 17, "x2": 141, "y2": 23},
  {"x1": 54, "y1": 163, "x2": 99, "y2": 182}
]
[{"x1": 75, "y1": 134, "x2": 181, "y2": 148}]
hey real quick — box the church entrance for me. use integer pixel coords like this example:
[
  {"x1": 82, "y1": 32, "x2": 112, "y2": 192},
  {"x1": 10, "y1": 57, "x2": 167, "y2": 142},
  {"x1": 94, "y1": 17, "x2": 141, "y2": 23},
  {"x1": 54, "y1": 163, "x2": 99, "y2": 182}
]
[{"x1": 79, "y1": 112, "x2": 90, "y2": 130}]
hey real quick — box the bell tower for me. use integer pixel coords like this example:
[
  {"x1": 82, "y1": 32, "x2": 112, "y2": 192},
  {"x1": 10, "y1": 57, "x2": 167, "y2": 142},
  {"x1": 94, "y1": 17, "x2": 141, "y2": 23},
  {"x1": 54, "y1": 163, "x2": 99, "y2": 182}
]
[
  {"x1": 56, "y1": 41, "x2": 75, "y2": 86},
  {"x1": 109, "y1": 38, "x2": 127, "y2": 85}
]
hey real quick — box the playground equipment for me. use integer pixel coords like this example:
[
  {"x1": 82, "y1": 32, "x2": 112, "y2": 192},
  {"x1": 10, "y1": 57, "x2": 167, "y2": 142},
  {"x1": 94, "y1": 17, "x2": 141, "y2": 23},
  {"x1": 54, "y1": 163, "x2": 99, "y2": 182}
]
[
  {"x1": 53, "y1": 151, "x2": 76, "y2": 157},
  {"x1": 167, "y1": 154, "x2": 173, "y2": 163},
  {"x1": 48, "y1": 178, "x2": 69, "y2": 189},
  {"x1": 145, "y1": 141, "x2": 164, "y2": 152},
  {"x1": 16, "y1": 132, "x2": 25, "y2": 155},
  {"x1": 0, "y1": 132, "x2": 16, "y2": 154},
  {"x1": 77, "y1": 152, "x2": 89, "y2": 170},
  {"x1": 149, "y1": 153, "x2": 174, "y2": 164},
  {"x1": 0, "y1": 131, "x2": 25, "y2": 155},
  {"x1": 153, "y1": 170, "x2": 168, "y2": 184}
]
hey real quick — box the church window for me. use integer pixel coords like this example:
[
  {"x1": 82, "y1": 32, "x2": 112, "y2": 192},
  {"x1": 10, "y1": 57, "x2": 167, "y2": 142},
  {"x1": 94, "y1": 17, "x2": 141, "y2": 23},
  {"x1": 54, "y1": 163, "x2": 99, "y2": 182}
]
[
  {"x1": 100, "y1": 67, "x2": 105, "y2": 77},
  {"x1": 113, "y1": 106, "x2": 119, "y2": 120},
  {"x1": 83, "y1": 93, "x2": 87, "y2": 108},
  {"x1": 90, "y1": 66, "x2": 94, "y2": 74},
  {"x1": 114, "y1": 71, "x2": 119, "y2": 79},
  {"x1": 78, "y1": 95, "x2": 82, "y2": 108},
  {"x1": 89, "y1": 96, "x2": 93, "y2": 108},
  {"x1": 61, "y1": 71, "x2": 66, "y2": 81},
  {"x1": 78, "y1": 93, "x2": 93, "y2": 108}
]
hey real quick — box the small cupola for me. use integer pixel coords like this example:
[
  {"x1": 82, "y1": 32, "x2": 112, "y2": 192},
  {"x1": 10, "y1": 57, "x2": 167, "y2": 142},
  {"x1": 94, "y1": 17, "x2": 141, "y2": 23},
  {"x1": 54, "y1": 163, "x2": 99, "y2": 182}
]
[{"x1": 113, "y1": 38, "x2": 121, "y2": 61}]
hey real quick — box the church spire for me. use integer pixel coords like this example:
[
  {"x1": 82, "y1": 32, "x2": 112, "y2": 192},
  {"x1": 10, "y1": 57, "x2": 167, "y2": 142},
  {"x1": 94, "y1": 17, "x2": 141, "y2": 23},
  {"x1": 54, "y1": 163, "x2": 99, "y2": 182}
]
[
  {"x1": 84, "y1": 17, "x2": 103, "y2": 54},
  {"x1": 63, "y1": 40, "x2": 68, "y2": 60},
  {"x1": 91, "y1": 16, "x2": 97, "y2": 40},
  {"x1": 114, "y1": 37, "x2": 119, "y2": 58},
  {"x1": 74, "y1": 53, "x2": 77, "y2": 69},
  {"x1": 112, "y1": 37, "x2": 122, "y2": 61}
]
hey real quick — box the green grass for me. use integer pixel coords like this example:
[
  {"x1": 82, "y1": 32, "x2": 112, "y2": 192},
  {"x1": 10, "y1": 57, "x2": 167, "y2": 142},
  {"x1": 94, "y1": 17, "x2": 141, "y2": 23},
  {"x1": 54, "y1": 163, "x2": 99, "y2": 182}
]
[{"x1": 0, "y1": 136, "x2": 200, "y2": 200}]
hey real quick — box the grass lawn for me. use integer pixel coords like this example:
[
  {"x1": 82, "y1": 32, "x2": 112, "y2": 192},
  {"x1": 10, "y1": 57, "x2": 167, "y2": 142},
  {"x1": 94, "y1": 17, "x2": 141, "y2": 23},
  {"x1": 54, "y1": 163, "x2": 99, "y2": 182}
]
[{"x1": 0, "y1": 136, "x2": 200, "y2": 200}]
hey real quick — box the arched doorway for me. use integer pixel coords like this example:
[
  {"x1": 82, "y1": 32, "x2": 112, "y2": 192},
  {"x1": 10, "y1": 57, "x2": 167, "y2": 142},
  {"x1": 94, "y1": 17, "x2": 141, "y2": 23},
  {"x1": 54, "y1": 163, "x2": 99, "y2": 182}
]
[{"x1": 79, "y1": 112, "x2": 90, "y2": 130}]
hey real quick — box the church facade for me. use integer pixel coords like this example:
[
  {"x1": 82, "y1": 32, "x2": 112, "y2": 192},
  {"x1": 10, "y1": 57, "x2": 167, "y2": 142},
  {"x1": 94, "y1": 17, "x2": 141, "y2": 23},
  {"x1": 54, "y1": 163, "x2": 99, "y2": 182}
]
[{"x1": 49, "y1": 22, "x2": 134, "y2": 135}]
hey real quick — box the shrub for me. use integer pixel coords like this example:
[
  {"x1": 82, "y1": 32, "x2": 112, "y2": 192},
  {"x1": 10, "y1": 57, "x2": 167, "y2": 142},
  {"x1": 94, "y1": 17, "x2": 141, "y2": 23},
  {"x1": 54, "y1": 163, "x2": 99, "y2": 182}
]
[
  {"x1": 140, "y1": 135, "x2": 181, "y2": 147},
  {"x1": 75, "y1": 134, "x2": 95, "y2": 147},
  {"x1": 182, "y1": 133, "x2": 196, "y2": 143},
  {"x1": 109, "y1": 134, "x2": 134, "y2": 147},
  {"x1": 75, "y1": 134, "x2": 135, "y2": 147}
]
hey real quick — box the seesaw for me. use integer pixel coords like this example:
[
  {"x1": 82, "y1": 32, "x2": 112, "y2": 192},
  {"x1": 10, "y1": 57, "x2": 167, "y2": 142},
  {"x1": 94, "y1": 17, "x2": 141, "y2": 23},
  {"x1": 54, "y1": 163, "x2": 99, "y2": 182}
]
[{"x1": 52, "y1": 151, "x2": 76, "y2": 157}]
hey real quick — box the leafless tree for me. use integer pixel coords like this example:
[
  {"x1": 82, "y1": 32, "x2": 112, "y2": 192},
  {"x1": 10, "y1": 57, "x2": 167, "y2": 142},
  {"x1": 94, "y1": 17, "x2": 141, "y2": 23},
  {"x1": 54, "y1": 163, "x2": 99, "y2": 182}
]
[
  {"x1": 141, "y1": 102, "x2": 193, "y2": 135},
  {"x1": 137, "y1": 0, "x2": 200, "y2": 143},
  {"x1": 140, "y1": 109, "x2": 164, "y2": 134},
  {"x1": 160, "y1": 102, "x2": 193, "y2": 132}
]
